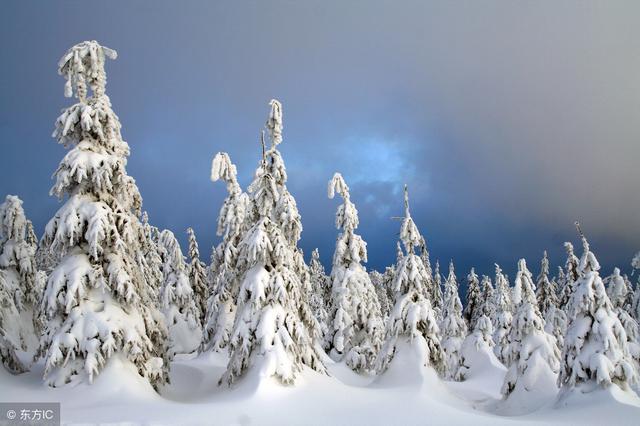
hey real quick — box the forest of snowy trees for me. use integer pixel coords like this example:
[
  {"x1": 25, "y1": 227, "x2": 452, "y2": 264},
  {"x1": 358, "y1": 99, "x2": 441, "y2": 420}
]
[{"x1": 2, "y1": 41, "x2": 640, "y2": 422}]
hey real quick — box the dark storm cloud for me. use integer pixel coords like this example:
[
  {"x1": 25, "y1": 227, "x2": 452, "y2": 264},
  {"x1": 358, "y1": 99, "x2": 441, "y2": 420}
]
[{"x1": 1, "y1": 1, "x2": 639, "y2": 281}]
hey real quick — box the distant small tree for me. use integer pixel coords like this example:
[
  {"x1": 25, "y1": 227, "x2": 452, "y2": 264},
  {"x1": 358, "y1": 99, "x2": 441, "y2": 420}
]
[
  {"x1": 480, "y1": 275, "x2": 495, "y2": 318},
  {"x1": 370, "y1": 269, "x2": 391, "y2": 320},
  {"x1": 158, "y1": 230, "x2": 201, "y2": 356},
  {"x1": 559, "y1": 242, "x2": 580, "y2": 314},
  {"x1": 463, "y1": 268, "x2": 483, "y2": 329},
  {"x1": 493, "y1": 264, "x2": 512, "y2": 365},
  {"x1": 186, "y1": 228, "x2": 208, "y2": 327},
  {"x1": 441, "y1": 261, "x2": 467, "y2": 380},
  {"x1": 309, "y1": 248, "x2": 330, "y2": 342}
]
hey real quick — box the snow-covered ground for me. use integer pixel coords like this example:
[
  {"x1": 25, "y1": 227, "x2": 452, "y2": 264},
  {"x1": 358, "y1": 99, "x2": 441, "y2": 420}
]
[{"x1": 1, "y1": 351, "x2": 639, "y2": 426}]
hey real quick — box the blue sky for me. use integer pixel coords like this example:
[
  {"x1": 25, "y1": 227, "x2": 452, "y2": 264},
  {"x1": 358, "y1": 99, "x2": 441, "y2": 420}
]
[{"x1": 1, "y1": 1, "x2": 639, "y2": 282}]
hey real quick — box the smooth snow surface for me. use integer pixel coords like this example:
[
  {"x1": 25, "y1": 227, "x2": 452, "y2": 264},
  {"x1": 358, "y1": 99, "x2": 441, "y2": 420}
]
[{"x1": 1, "y1": 352, "x2": 639, "y2": 425}]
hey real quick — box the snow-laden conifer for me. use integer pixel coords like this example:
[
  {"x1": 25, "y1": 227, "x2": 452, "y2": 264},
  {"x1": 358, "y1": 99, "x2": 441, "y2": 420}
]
[
  {"x1": 376, "y1": 186, "x2": 443, "y2": 375},
  {"x1": 419, "y1": 237, "x2": 438, "y2": 310},
  {"x1": 463, "y1": 268, "x2": 482, "y2": 329},
  {"x1": 605, "y1": 267, "x2": 640, "y2": 375},
  {"x1": 433, "y1": 261, "x2": 444, "y2": 320},
  {"x1": 559, "y1": 224, "x2": 636, "y2": 392},
  {"x1": 308, "y1": 248, "x2": 329, "y2": 343},
  {"x1": 0, "y1": 195, "x2": 41, "y2": 369},
  {"x1": 493, "y1": 264, "x2": 512, "y2": 365},
  {"x1": 502, "y1": 259, "x2": 560, "y2": 399},
  {"x1": 459, "y1": 314, "x2": 502, "y2": 380},
  {"x1": 158, "y1": 230, "x2": 201, "y2": 356},
  {"x1": 535, "y1": 251, "x2": 567, "y2": 349},
  {"x1": 326, "y1": 173, "x2": 383, "y2": 372},
  {"x1": 39, "y1": 41, "x2": 169, "y2": 389},
  {"x1": 202, "y1": 152, "x2": 250, "y2": 352},
  {"x1": 480, "y1": 275, "x2": 495, "y2": 318},
  {"x1": 370, "y1": 270, "x2": 391, "y2": 320},
  {"x1": 559, "y1": 242, "x2": 580, "y2": 314},
  {"x1": 186, "y1": 227, "x2": 208, "y2": 327},
  {"x1": 441, "y1": 261, "x2": 467, "y2": 380},
  {"x1": 220, "y1": 100, "x2": 325, "y2": 386}
]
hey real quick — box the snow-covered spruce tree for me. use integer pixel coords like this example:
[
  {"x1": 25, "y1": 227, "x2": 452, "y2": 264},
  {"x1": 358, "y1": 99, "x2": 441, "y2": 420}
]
[
  {"x1": 605, "y1": 267, "x2": 640, "y2": 374},
  {"x1": 325, "y1": 173, "x2": 383, "y2": 372},
  {"x1": 502, "y1": 259, "x2": 560, "y2": 399},
  {"x1": 308, "y1": 248, "x2": 329, "y2": 343},
  {"x1": 419, "y1": 237, "x2": 438, "y2": 309},
  {"x1": 559, "y1": 242, "x2": 580, "y2": 314},
  {"x1": 480, "y1": 275, "x2": 495, "y2": 318},
  {"x1": 39, "y1": 41, "x2": 169, "y2": 388},
  {"x1": 186, "y1": 227, "x2": 208, "y2": 327},
  {"x1": 633, "y1": 254, "x2": 640, "y2": 321},
  {"x1": 536, "y1": 251, "x2": 555, "y2": 313},
  {"x1": 376, "y1": 186, "x2": 443, "y2": 375},
  {"x1": 559, "y1": 224, "x2": 636, "y2": 392},
  {"x1": 220, "y1": 100, "x2": 325, "y2": 386},
  {"x1": 459, "y1": 314, "x2": 500, "y2": 380},
  {"x1": 158, "y1": 230, "x2": 201, "y2": 355},
  {"x1": 0, "y1": 195, "x2": 41, "y2": 353},
  {"x1": 370, "y1": 270, "x2": 391, "y2": 320},
  {"x1": 463, "y1": 268, "x2": 482, "y2": 329},
  {"x1": 441, "y1": 261, "x2": 468, "y2": 380},
  {"x1": 622, "y1": 274, "x2": 635, "y2": 315},
  {"x1": 432, "y1": 260, "x2": 444, "y2": 320},
  {"x1": 535, "y1": 251, "x2": 567, "y2": 350},
  {"x1": 201, "y1": 152, "x2": 250, "y2": 353},
  {"x1": 555, "y1": 266, "x2": 566, "y2": 303},
  {"x1": 493, "y1": 264, "x2": 512, "y2": 365}
]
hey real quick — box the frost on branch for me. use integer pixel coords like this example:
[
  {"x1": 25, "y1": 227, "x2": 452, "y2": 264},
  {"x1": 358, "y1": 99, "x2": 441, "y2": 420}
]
[
  {"x1": 326, "y1": 173, "x2": 383, "y2": 373},
  {"x1": 559, "y1": 224, "x2": 636, "y2": 393},
  {"x1": 376, "y1": 186, "x2": 443, "y2": 376},
  {"x1": 441, "y1": 261, "x2": 467, "y2": 380},
  {"x1": 38, "y1": 41, "x2": 169, "y2": 390}
]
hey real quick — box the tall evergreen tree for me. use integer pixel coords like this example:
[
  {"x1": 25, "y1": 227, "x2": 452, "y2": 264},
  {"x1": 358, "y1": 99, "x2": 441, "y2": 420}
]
[
  {"x1": 39, "y1": 41, "x2": 169, "y2": 388},
  {"x1": 370, "y1": 269, "x2": 391, "y2": 320},
  {"x1": 535, "y1": 251, "x2": 566, "y2": 350},
  {"x1": 202, "y1": 152, "x2": 250, "y2": 352},
  {"x1": 220, "y1": 100, "x2": 325, "y2": 386},
  {"x1": 309, "y1": 248, "x2": 329, "y2": 343},
  {"x1": 376, "y1": 186, "x2": 443, "y2": 375},
  {"x1": 493, "y1": 264, "x2": 512, "y2": 365},
  {"x1": 186, "y1": 227, "x2": 208, "y2": 327},
  {"x1": 502, "y1": 259, "x2": 560, "y2": 399},
  {"x1": 605, "y1": 267, "x2": 640, "y2": 374},
  {"x1": 158, "y1": 230, "x2": 201, "y2": 356},
  {"x1": 441, "y1": 261, "x2": 467, "y2": 380},
  {"x1": 0, "y1": 195, "x2": 39, "y2": 373},
  {"x1": 480, "y1": 275, "x2": 495, "y2": 318},
  {"x1": 463, "y1": 268, "x2": 482, "y2": 329},
  {"x1": 559, "y1": 242, "x2": 580, "y2": 314},
  {"x1": 559, "y1": 224, "x2": 636, "y2": 392},
  {"x1": 433, "y1": 260, "x2": 444, "y2": 320},
  {"x1": 326, "y1": 173, "x2": 383, "y2": 372}
]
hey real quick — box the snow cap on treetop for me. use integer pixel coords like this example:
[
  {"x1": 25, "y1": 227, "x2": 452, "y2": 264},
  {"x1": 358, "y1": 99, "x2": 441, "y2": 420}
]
[
  {"x1": 399, "y1": 185, "x2": 421, "y2": 253},
  {"x1": 328, "y1": 172, "x2": 349, "y2": 200},
  {"x1": 575, "y1": 221, "x2": 600, "y2": 273},
  {"x1": 211, "y1": 152, "x2": 238, "y2": 184},
  {"x1": 266, "y1": 99, "x2": 283, "y2": 147},
  {"x1": 58, "y1": 40, "x2": 117, "y2": 99}
]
